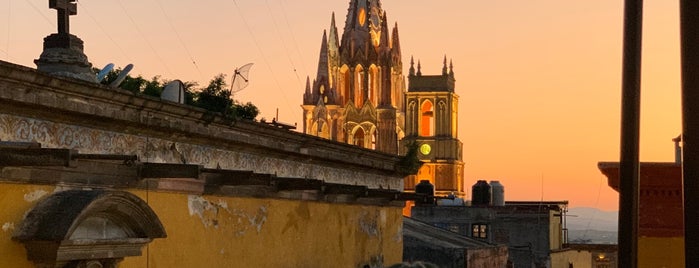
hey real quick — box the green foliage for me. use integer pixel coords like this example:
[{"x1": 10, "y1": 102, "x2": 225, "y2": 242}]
[
  {"x1": 396, "y1": 141, "x2": 423, "y2": 176},
  {"x1": 195, "y1": 74, "x2": 232, "y2": 113},
  {"x1": 95, "y1": 68, "x2": 259, "y2": 121},
  {"x1": 231, "y1": 101, "x2": 260, "y2": 121}
]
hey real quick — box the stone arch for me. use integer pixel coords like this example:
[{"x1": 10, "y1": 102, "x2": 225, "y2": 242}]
[{"x1": 13, "y1": 190, "x2": 166, "y2": 268}]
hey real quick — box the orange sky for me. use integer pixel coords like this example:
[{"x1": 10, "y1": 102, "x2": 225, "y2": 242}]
[{"x1": 1, "y1": 1, "x2": 683, "y2": 211}]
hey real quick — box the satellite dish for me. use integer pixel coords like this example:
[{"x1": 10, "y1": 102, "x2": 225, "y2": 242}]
[
  {"x1": 161, "y1": 80, "x2": 186, "y2": 104},
  {"x1": 109, "y1": 64, "x2": 134, "y2": 88},
  {"x1": 96, "y1": 63, "x2": 114, "y2": 82},
  {"x1": 230, "y1": 63, "x2": 253, "y2": 94}
]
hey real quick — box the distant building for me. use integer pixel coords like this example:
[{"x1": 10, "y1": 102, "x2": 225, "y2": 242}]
[
  {"x1": 302, "y1": 0, "x2": 405, "y2": 154},
  {"x1": 411, "y1": 198, "x2": 568, "y2": 268},
  {"x1": 402, "y1": 217, "x2": 508, "y2": 268}
]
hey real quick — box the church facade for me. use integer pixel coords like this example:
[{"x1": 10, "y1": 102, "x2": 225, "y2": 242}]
[
  {"x1": 302, "y1": 0, "x2": 405, "y2": 154},
  {"x1": 301, "y1": 0, "x2": 465, "y2": 197}
]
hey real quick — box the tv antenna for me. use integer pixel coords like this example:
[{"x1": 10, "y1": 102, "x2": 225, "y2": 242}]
[{"x1": 230, "y1": 63, "x2": 253, "y2": 94}]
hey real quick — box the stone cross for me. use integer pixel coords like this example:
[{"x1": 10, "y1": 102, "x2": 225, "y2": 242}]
[{"x1": 49, "y1": 0, "x2": 77, "y2": 34}]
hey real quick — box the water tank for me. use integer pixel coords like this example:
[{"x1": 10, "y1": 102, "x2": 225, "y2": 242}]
[
  {"x1": 415, "y1": 180, "x2": 435, "y2": 205},
  {"x1": 471, "y1": 180, "x2": 491, "y2": 206},
  {"x1": 490, "y1": 180, "x2": 505, "y2": 206}
]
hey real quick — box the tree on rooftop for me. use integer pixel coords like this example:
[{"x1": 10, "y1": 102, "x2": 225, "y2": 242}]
[{"x1": 96, "y1": 68, "x2": 257, "y2": 120}]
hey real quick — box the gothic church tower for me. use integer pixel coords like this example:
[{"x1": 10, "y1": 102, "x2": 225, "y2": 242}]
[
  {"x1": 400, "y1": 57, "x2": 465, "y2": 197},
  {"x1": 302, "y1": 0, "x2": 405, "y2": 154}
]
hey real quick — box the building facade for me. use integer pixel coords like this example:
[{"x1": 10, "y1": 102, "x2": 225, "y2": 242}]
[
  {"x1": 411, "y1": 201, "x2": 567, "y2": 268},
  {"x1": 399, "y1": 58, "x2": 465, "y2": 198},
  {"x1": 0, "y1": 60, "x2": 408, "y2": 268},
  {"x1": 302, "y1": 0, "x2": 405, "y2": 154}
]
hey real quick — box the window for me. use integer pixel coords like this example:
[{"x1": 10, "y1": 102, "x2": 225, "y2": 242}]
[
  {"x1": 472, "y1": 223, "x2": 487, "y2": 238},
  {"x1": 420, "y1": 100, "x2": 434, "y2": 136}
]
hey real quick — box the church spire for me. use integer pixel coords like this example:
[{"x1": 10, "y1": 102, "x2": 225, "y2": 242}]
[
  {"x1": 303, "y1": 76, "x2": 312, "y2": 104},
  {"x1": 449, "y1": 59, "x2": 455, "y2": 78},
  {"x1": 391, "y1": 22, "x2": 402, "y2": 65},
  {"x1": 442, "y1": 55, "x2": 448, "y2": 75},
  {"x1": 329, "y1": 13, "x2": 340, "y2": 55},
  {"x1": 417, "y1": 60, "x2": 422, "y2": 76},
  {"x1": 316, "y1": 30, "x2": 330, "y2": 79},
  {"x1": 379, "y1": 11, "x2": 390, "y2": 52},
  {"x1": 409, "y1": 56, "x2": 415, "y2": 76}
]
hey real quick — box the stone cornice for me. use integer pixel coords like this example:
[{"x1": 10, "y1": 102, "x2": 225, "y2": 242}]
[{"x1": 0, "y1": 60, "x2": 402, "y2": 178}]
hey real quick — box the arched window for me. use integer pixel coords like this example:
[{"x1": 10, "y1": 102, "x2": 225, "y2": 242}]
[
  {"x1": 368, "y1": 65, "x2": 379, "y2": 106},
  {"x1": 355, "y1": 65, "x2": 364, "y2": 105},
  {"x1": 340, "y1": 65, "x2": 350, "y2": 104},
  {"x1": 421, "y1": 100, "x2": 434, "y2": 136},
  {"x1": 354, "y1": 127, "x2": 365, "y2": 148}
]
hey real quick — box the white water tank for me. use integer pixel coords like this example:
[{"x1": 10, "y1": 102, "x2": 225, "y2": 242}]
[{"x1": 490, "y1": 180, "x2": 505, "y2": 206}]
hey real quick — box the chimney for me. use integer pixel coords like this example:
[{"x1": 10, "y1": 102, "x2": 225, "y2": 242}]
[{"x1": 674, "y1": 135, "x2": 682, "y2": 164}]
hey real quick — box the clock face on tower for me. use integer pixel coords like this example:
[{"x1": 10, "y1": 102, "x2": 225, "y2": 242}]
[{"x1": 420, "y1": 143, "x2": 431, "y2": 155}]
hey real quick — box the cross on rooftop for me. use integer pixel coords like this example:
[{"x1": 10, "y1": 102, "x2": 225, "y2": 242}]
[{"x1": 49, "y1": 0, "x2": 77, "y2": 34}]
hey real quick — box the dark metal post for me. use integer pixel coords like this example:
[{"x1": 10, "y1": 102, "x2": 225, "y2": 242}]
[
  {"x1": 680, "y1": 0, "x2": 699, "y2": 266},
  {"x1": 619, "y1": 0, "x2": 643, "y2": 267}
]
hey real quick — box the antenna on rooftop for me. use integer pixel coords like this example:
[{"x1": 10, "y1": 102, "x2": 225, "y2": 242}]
[
  {"x1": 230, "y1": 63, "x2": 253, "y2": 94},
  {"x1": 96, "y1": 63, "x2": 114, "y2": 82},
  {"x1": 109, "y1": 64, "x2": 133, "y2": 88}
]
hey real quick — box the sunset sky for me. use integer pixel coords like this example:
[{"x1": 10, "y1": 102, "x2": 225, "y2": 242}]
[{"x1": 1, "y1": 1, "x2": 683, "y2": 211}]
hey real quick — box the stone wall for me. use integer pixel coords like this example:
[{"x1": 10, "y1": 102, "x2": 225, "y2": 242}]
[{"x1": 0, "y1": 60, "x2": 404, "y2": 190}]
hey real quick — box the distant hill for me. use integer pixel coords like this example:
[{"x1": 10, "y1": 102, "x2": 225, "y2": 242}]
[
  {"x1": 566, "y1": 207, "x2": 618, "y2": 232},
  {"x1": 565, "y1": 207, "x2": 618, "y2": 244}
]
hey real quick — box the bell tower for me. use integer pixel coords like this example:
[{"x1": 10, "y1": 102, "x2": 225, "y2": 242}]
[{"x1": 400, "y1": 57, "x2": 465, "y2": 197}]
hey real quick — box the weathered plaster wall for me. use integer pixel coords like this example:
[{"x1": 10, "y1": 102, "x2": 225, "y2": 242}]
[
  {"x1": 0, "y1": 183, "x2": 403, "y2": 267},
  {"x1": 0, "y1": 184, "x2": 53, "y2": 268}
]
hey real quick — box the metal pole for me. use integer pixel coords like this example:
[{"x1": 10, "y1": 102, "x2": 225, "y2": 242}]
[
  {"x1": 619, "y1": 0, "x2": 643, "y2": 267},
  {"x1": 680, "y1": 0, "x2": 699, "y2": 266}
]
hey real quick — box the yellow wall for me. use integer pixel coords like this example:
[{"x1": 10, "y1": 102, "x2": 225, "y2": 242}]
[
  {"x1": 639, "y1": 236, "x2": 685, "y2": 268},
  {"x1": 0, "y1": 183, "x2": 403, "y2": 267}
]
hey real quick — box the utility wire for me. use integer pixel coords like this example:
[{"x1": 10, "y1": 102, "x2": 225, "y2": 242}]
[
  {"x1": 153, "y1": 0, "x2": 204, "y2": 82},
  {"x1": 278, "y1": 0, "x2": 309, "y2": 81},
  {"x1": 265, "y1": 0, "x2": 303, "y2": 88},
  {"x1": 23, "y1": 0, "x2": 54, "y2": 27},
  {"x1": 230, "y1": 0, "x2": 295, "y2": 119},
  {"x1": 4, "y1": 0, "x2": 10, "y2": 59},
  {"x1": 75, "y1": 1, "x2": 134, "y2": 63},
  {"x1": 116, "y1": 0, "x2": 174, "y2": 77}
]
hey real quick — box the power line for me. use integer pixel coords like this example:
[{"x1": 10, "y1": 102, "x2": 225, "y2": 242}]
[
  {"x1": 75, "y1": 1, "x2": 134, "y2": 63},
  {"x1": 4, "y1": 0, "x2": 10, "y2": 60},
  {"x1": 115, "y1": 0, "x2": 174, "y2": 77},
  {"x1": 265, "y1": 0, "x2": 303, "y2": 88},
  {"x1": 23, "y1": 0, "x2": 54, "y2": 27},
  {"x1": 230, "y1": 0, "x2": 295, "y2": 120},
  {"x1": 153, "y1": 0, "x2": 204, "y2": 82},
  {"x1": 278, "y1": 0, "x2": 309, "y2": 81}
]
